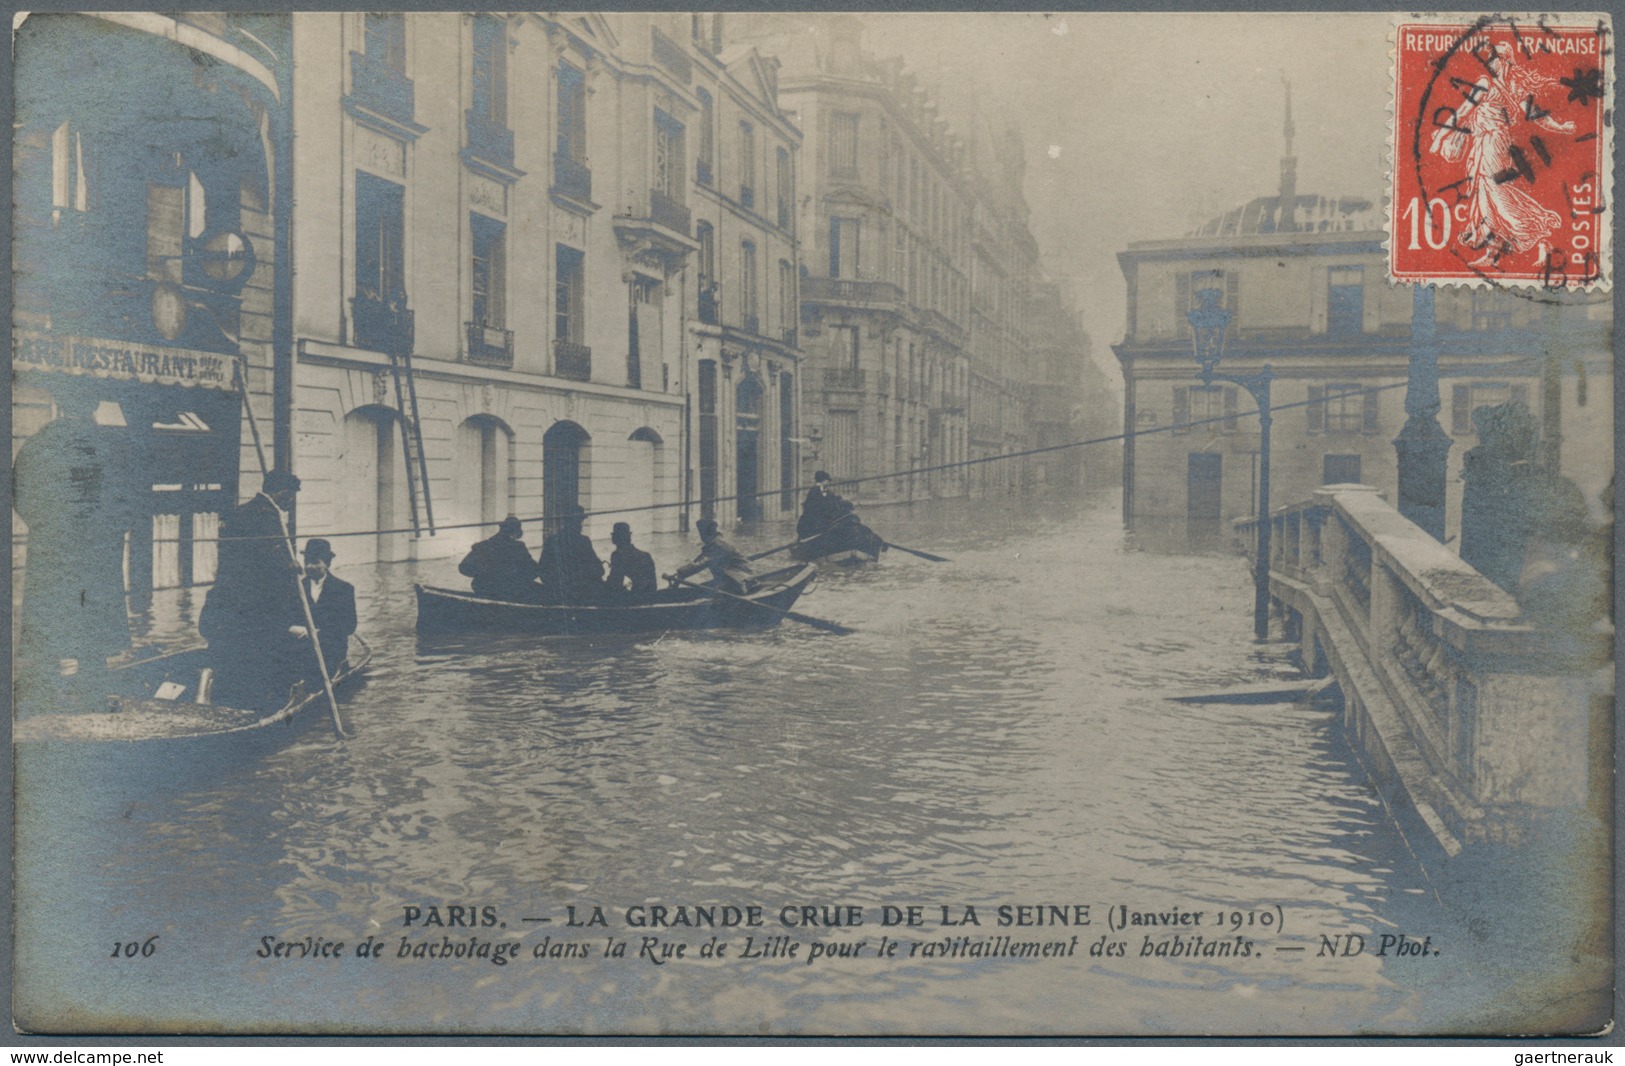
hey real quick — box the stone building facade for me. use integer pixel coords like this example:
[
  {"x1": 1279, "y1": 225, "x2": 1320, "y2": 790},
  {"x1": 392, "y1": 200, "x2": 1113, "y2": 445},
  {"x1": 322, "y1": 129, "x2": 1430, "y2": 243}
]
[{"x1": 1114, "y1": 123, "x2": 1611, "y2": 553}]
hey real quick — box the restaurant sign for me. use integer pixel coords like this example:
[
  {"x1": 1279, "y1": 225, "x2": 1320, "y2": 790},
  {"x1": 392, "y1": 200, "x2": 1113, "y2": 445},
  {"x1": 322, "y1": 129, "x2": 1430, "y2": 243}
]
[{"x1": 13, "y1": 330, "x2": 238, "y2": 391}]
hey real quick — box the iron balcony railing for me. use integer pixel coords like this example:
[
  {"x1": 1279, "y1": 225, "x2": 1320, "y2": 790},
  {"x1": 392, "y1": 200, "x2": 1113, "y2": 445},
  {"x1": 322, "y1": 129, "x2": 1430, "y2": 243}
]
[
  {"x1": 823, "y1": 367, "x2": 866, "y2": 391},
  {"x1": 465, "y1": 110, "x2": 515, "y2": 171},
  {"x1": 350, "y1": 51, "x2": 415, "y2": 125},
  {"x1": 353, "y1": 293, "x2": 414, "y2": 353},
  {"x1": 553, "y1": 152, "x2": 592, "y2": 202},
  {"x1": 465, "y1": 321, "x2": 513, "y2": 367},
  {"x1": 650, "y1": 189, "x2": 690, "y2": 235},
  {"x1": 554, "y1": 338, "x2": 592, "y2": 381},
  {"x1": 801, "y1": 277, "x2": 905, "y2": 307}
]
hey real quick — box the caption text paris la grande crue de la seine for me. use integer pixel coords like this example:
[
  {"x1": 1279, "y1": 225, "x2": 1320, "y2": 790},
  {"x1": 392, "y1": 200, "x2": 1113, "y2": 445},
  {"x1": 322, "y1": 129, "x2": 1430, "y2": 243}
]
[{"x1": 241, "y1": 901, "x2": 1444, "y2": 970}]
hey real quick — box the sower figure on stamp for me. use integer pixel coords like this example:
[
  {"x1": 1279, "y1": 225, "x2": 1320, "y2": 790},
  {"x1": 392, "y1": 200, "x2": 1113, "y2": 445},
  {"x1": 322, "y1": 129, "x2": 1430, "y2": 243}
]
[
  {"x1": 289, "y1": 538, "x2": 358, "y2": 681},
  {"x1": 460, "y1": 515, "x2": 542, "y2": 602},
  {"x1": 1429, "y1": 41, "x2": 1575, "y2": 268},
  {"x1": 199, "y1": 470, "x2": 306, "y2": 709},
  {"x1": 11, "y1": 381, "x2": 138, "y2": 710},
  {"x1": 605, "y1": 522, "x2": 658, "y2": 602}
]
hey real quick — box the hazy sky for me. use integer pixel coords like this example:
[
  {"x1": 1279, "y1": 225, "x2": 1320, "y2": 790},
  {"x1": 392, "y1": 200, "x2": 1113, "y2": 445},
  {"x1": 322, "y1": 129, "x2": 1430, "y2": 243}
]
[{"x1": 860, "y1": 12, "x2": 1396, "y2": 383}]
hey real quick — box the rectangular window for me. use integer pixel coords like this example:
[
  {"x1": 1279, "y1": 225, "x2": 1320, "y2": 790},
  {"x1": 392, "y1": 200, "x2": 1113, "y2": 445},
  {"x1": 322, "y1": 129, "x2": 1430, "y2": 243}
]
[
  {"x1": 1322, "y1": 382, "x2": 1367, "y2": 433},
  {"x1": 471, "y1": 15, "x2": 507, "y2": 127},
  {"x1": 830, "y1": 111, "x2": 859, "y2": 176},
  {"x1": 833, "y1": 325, "x2": 859, "y2": 372},
  {"x1": 555, "y1": 244, "x2": 584, "y2": 343},
  {"x1": 776, "y1": 147, "x2": 792, "y2": 229},
  {"x1": 471, "y1": 213, "x2": 506, "y2": 329},
  {"x1": 557, "y1": 63, "x2": 586, "y2": 161},
  {"x1": 779, "y1": 259, "x2": 796, "y2": 342},
  {"x1": 1328, "y1": 266, "x2": 1364, "y2": 337},
  {"x1": 739, "y1": 121, "x2": 756, "y2": 207},
  {"x1": 1323, "y1": 454, "x2": 1362, "y2": 484},
  {"x1": 699, "y1": 359, "x2": 718, "y2": 518},
  {"x1": 696, "y1": 89, "x2": 714, "y2": 182},
  {"x1": 1471, "y1": 288, "x2": 1515, "y2": 331},
  {"x1": 654, "y1": 110, "x2": 684, "y2": 201},
  {"x1": 1452, "y1": 382, "x2": 1529, "y2": 434},
  {"x1": 51, "y1": 121, "x2": 89, "y2": 220},
  {"x1": 629, "y1": 279, "x2": 661, "y2": 389},
  {"x1": 356, "y1": 173, "x2": 405, "y2": 303},
  {"x1": 829, "y1": 217, "x2": 860, "y2": 278},
  {"x1": 365, "y1": 13, "x2": 406, "y2": 73},
  {"x1": 740, "y1": 240, "x2": 759, "y2": 330}
]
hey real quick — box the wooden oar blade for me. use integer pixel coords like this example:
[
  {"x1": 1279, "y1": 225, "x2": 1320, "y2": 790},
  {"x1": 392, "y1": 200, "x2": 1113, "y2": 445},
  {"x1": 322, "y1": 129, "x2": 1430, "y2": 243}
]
[
  {"x1": 884, "y1": 542, "x2": 950, "y2": 563},
  {"x1": 784, "y1": 610, "x2": 856, "y2": 636}
]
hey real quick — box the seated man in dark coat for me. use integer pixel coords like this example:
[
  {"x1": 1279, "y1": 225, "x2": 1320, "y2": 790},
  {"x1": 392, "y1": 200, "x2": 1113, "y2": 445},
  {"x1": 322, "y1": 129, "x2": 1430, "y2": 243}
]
[
  {"x1": 289, "y1": 538, "x2": 358, "y2": 679},
  {"x1": 536, "y1": 504, "x2": 606, "y2": 604},
  {"x1": 459, "y1": 515, "x2": 541, "y2": 601},
  {"x1": 200, "y1": 470, "x2": 307, "y2": 710},
  {"x1": 606, "y1": 522, "x2": 657, "y2": 601},
  {"x1": 672, "y1": 518, "x2": 754, "y2": 594},
  {"x1": 797, "y1": 470, "x2": 842, "y2": 539}
]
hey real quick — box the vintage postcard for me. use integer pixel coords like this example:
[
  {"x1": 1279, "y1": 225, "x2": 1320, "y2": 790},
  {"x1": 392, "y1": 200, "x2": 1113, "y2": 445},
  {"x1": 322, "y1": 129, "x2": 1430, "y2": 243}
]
[{"x1": 9, "y1": 10, "x2": 1615, "y2": 1038}]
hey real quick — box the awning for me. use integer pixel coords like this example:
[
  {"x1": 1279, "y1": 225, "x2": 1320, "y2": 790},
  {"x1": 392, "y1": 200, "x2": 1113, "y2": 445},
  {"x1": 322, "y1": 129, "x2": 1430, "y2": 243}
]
[{"x1": 13, "y1": 330, "x2": 238, "y2": 391}]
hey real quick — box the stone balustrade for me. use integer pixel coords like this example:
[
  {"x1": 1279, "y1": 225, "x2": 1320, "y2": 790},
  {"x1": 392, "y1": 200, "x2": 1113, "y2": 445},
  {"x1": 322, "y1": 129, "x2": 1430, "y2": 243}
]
[{"x1": 1239, "y1": 485, "x2": 1610, "y2": 853}]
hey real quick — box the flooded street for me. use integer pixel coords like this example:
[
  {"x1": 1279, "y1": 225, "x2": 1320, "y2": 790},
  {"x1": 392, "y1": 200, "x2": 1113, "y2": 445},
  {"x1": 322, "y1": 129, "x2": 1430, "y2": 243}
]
[{"x1": 15, "y1": 492, "x2": 1545, "y2": 1035}]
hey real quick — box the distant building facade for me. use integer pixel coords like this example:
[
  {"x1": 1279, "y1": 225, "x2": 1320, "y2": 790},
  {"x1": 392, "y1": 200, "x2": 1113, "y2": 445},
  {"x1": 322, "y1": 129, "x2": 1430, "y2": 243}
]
[{"x1": 1114, "y1": 112, "x2": 1611, "y2": 552}]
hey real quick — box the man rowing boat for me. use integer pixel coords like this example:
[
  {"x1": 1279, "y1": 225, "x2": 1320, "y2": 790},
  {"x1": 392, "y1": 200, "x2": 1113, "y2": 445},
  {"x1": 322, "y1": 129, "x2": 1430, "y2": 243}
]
[{"x1": 672, "y1": 519, "x2": 754, "y2": 594}]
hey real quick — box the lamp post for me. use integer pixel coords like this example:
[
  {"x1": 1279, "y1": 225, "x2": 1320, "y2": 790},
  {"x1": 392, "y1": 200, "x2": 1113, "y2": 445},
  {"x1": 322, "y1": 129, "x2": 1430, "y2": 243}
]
[{"x1": 1188, "y1": 288, "x2": 1274, "y2": 640}]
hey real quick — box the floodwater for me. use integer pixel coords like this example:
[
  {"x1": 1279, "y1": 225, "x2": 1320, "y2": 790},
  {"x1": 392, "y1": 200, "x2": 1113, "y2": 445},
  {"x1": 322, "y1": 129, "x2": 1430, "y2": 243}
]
[{"x1": 12, "y1": 491, "x2": 1597, "y2": 1035}]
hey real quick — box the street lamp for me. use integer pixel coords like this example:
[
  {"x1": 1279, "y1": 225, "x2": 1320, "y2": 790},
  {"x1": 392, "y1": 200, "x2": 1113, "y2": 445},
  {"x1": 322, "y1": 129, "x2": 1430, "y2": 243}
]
[{"x1": 1188, "y1": 287, "x2": 1274, "y2": 640}]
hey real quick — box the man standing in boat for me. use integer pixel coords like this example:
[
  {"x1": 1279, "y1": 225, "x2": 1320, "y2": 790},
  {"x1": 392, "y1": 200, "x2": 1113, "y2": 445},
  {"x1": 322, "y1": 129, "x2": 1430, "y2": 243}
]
[
  {"x1": 289, "y1": 538, "x2": 357, "y2": 678},
  {"x1": 605, "y1": 522, "x2": 658, "y2": 601},
  {"x1": 11, "y1": 381, "x2": 138, "y2": 708},
  {"x1": 200, "y1": 470, "x2": 306, "y2": 709},
  {"x1": 671, "y1": 518, "x2": 754, "y2": 594},
  {"x1": 797, "y1": 470, "x2": 844, "y2": 539},
  {"x1": 536, "y1": 504, "x2": 606, "y2": 605},
  {"x1": 796, "y1": 471, "x2": 884, "y2": 560},
  {"x1": 459, "y1": 515, "x2": 541, "y2": 601}
]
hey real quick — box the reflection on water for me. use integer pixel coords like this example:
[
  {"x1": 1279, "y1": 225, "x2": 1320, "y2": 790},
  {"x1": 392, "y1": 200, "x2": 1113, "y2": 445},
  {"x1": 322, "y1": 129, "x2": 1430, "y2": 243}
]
[{"x1": 12, "y1": 493, "x2": 1569, "y2": 1034}]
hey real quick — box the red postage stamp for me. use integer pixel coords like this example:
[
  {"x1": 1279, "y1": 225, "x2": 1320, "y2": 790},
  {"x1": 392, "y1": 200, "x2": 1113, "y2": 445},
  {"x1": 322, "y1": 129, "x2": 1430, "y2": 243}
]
[{"x1": 1390, "y1": 14, "x2": 1612, "y2": 289}]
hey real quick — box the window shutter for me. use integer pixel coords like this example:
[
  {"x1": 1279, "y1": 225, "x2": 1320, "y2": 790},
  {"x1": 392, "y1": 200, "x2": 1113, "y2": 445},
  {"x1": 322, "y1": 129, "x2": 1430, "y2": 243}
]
[
  {"x1": 1172, "y1": 386, "x2": 1189, "y2": 434},
  {"x1": 1451, "y1": 384, "x2": 1471, "y2": 434},
  {"x1": 1307, "y1": 385, "x2": 1324, "y2": 433},
  {"x1": 1223, "y1": 387, "x2": 1238, "y2": 431},
  {"x1": 1362, "y1": 386, "x2": 1379, "y2": 434},
  {"x1": 1176, "y1": 273, "x2": 1191, "y2": 337}
]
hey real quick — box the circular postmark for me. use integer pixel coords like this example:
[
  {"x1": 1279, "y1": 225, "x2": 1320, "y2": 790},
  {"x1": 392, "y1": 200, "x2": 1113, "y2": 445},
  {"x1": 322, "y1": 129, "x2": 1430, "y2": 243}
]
[{"x1": 1394, "y1": 13, "x2": 1611, "y2": 300}]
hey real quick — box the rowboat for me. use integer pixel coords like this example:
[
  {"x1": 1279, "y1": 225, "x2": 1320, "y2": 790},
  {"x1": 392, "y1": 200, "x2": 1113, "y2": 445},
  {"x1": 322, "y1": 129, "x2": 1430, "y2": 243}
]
[
  {"x1": 14, "y1": 635, "x2": 372, "y2": 793},
  {"x1": 415, "y1": 564, "x2": 818, "y2": 636},
  {"x1": 788, "y1": 524, "x2": 885, "y2": 566}
]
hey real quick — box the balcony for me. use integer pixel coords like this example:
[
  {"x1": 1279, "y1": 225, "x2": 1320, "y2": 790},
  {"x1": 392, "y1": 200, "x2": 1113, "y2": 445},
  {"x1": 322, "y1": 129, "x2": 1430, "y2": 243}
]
[
  {"x1": 352, "y1": 293, "x2": 414, "y2": 354},
  {"x1": 554, "y1": 338, "x2": 592, "y2": 382},
  {"x1": 801, "y1": 276, "x2": 905, "y2": 309},
  {"x1": 553, "y1": 152, "x2": 593, "y2": 204},
  {"x1": 349, "y1": 52, "x2": 415, "y2": 127},
  {"x1": 650, "y1": 189, "x2": 690, "y2": 235},
  {"x1": 698, "y1": 286, "x2": 720, "y2": 325},
  {"x1": 824, "y1": 367, "x2": 867, "y2": 392},
  {"x1": 465, "y1": 321, "x2": 513, "y2": 368},
  {"x1": 740, "y1": 184, "x2": 755, "y2": 211},
  {"x1": 465, "y1": 110, "x2": 515, "y2": 172}
]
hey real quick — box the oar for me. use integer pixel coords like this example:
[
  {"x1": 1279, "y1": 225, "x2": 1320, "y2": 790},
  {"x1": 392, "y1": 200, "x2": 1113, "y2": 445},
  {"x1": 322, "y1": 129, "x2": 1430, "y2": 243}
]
[
  {"x1": 881, "y1": 542, "x2": 951, "y2": 563},
  {"x1": 233, "y1": 361, "x2": 350, "y2": 739},
  {"x1": 749, "y1": 513, "x2": 859, "y2": 561},
  {"x1": 664, "y1": 574, "x2": 855, "y2": 636}
]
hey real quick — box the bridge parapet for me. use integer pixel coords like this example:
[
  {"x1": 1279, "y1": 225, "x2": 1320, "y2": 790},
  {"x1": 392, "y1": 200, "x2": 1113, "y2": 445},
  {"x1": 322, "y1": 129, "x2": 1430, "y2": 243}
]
[{"x1": 1241, "y1": 486, "x2": 1609, "y2": 852}]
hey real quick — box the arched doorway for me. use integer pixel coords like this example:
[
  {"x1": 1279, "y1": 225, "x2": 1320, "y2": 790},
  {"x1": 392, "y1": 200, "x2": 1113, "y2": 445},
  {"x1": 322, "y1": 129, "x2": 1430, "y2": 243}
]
[
  {"x1": 626, "y1": 427, "x2": 666, "y2": 535},
  {"x1": 542, "y1": 420, "x2": 590, "y2": 533},
  {"x1": 736, "y1": 374, "x2": 764, "y2": 522},
  {"x1": 339, "y1": 404, "x2": 407, "y2": 564},
  {"x1": 457, "y1": 415, "x2": 515, "y2": 534}
]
